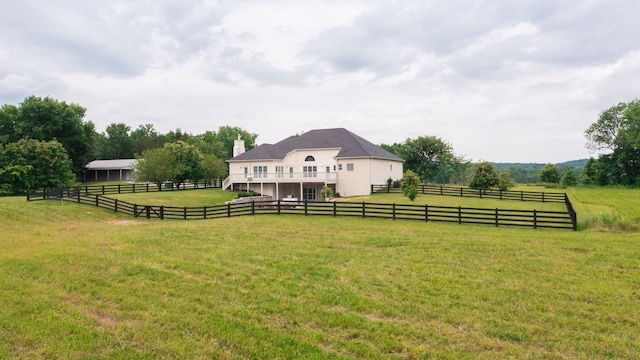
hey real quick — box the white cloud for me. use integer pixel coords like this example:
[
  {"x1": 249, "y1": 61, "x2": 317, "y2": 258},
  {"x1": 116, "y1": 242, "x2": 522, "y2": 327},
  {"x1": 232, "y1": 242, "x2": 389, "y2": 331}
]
[{"x1": 1, "y1": 0, "x2": 640, "y2": 163}]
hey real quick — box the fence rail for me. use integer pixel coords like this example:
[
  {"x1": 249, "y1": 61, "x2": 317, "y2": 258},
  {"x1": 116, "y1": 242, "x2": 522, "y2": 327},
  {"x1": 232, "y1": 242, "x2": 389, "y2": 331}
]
[
  {"x1": 371, "y1": 184, "x2": 567, "y2": 203},
  {"x1": 35, "y1": 190, "x2": 577, "y2": 230},
  {"x1": 27, "y1": 180, "x2": 221, "y2": 200}
]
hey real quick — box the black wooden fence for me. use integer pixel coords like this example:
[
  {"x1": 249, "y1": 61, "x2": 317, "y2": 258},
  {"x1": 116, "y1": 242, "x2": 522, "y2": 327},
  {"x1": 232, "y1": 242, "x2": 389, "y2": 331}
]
[
  {"x1": 29, "y1": 189, "x2": 577, "y2": 230},
  {"x1": 27, "y1": 180, "x2": 221, "y2": 200},
  {"x1": 372, "y1": 184, "x2": 567, "y2": 203}
]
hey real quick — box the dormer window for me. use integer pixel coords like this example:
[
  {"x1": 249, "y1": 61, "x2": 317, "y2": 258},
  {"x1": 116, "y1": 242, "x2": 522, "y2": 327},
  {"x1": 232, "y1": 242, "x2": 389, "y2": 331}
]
[{"x1": 305, "y1": 155, "x2": 315, "y2": 161}]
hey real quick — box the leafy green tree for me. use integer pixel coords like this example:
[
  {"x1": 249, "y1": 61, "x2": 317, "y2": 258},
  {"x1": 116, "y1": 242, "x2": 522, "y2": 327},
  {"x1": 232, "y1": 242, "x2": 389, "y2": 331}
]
[
  {"x1": 95, "y1": 123, "x2": 135, "y2": 159},
  {"x1": 400, "y1": 170, "x2": 420, "y2": 201},
  {"x1": 134, "y1": 148, "x2": 183, "y2": 190},
  {"x1": 201, "y1": 153, "x2": 227, "y2": 185},
  {"x1": 215, "y1": 126, "x2": 258, "y2": 159},
  {"x1": 469, "y1": 162, "x2": 499, "y2": 191},
  {"x1": 560, "y1": 167, "x2": 578, "y2": 187},
  {"x1": 0, "y1": 164, "x2": 32, "y2": 194},
  {"x1": 584, "y1": 100, "x2": 640, "y2": 185},
  {"x1": 188, "y1": 131, "x2": 227, "y2": 159},
  {"x1": 497, "y1": 169, "x2": 516, "y2": 191},
  {"x1": 130, "y1": 124, "x2": 164, "y2": 155},
  {"x1": 1, "y1": 96, "x2": 96, "y2": 175},
  {"x1": 580, "y1": 158, "x2": 596, "y2": 185},
  {"x1": 1, "y1": 139, "x2": 75, "y2": 193},
  {"x1": 0, "y1": 104, "x2": 18, "y2": 144},
  {"x1": 164, "y1": 141, "x2": 205, "y2": 187},
  {"x1": 538, "y1": 163, "x2": 560, "y2": 186},
  {"x1": 397, "y1": 136, "x2": 455, "y2": 183}
]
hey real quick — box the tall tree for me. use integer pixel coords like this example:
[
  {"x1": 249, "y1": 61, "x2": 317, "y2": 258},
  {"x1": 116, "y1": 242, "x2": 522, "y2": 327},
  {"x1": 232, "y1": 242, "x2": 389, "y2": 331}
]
[
  {"x1": 584, "y1": 100, "x2": 640, "y2": 185},
  {"x1": 215, "y1": 125, "x2": 258, "y2": 159},
  {"x1": 163, "y1": 141, "x2": 204, "y2": 187},
  {"x1": 0, "y1": 96, "x2": 96, "y2": 175},
  {"x1": 95, "y1": 123, "x2": 135, "y2": 159},
  {"x1": 130, "y1": 124, "x2": 163, "y2": 155},
  {"x1": 134, "y1": 147, "x2": 183, "y2": 190},
  {"x1": 1, "y1": 139, "x2": 75, "y2": 193},
  {"x1": 398, "y1": 136, "x2": 455, "y2": 183},
  {"x1": 0, "y1": 104, "x2": 18, "y2": 144}
]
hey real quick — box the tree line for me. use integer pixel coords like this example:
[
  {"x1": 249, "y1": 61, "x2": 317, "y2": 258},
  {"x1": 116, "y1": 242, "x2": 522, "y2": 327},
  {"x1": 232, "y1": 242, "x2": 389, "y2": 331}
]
[
  {"x1": 0, "y1": 96, "x2": 256, "y2": 194},
  {"x1": 2, "y1": 95, "x2": 637, "y2": 195}
]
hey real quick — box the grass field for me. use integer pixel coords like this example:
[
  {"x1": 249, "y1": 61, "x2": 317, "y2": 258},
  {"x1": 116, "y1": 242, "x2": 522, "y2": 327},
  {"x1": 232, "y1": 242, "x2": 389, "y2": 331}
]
[{"x1": 1, "y1": 187, "x2": 639, "y2": 358}]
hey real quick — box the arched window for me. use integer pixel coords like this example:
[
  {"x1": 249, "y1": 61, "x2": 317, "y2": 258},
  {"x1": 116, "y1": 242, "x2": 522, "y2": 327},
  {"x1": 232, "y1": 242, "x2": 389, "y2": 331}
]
[{"x1": 305, "y1": 155, "x2": 315, "y2": 161}]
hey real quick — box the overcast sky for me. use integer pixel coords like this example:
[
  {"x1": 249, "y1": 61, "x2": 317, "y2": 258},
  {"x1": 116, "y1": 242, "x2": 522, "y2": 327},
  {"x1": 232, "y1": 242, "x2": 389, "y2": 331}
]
[{"x1": 2, "y1": 0, "x2": 639, "y2": 163}]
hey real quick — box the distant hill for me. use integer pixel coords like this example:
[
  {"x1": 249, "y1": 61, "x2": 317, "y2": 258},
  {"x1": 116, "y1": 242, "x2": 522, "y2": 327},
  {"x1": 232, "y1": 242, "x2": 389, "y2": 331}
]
[
  {"x1": 493, "y1": 159, "x2": 587, "y2": 184},
  {"x1": 494, "y1": 159, "x2": 587, "y2": 172}
]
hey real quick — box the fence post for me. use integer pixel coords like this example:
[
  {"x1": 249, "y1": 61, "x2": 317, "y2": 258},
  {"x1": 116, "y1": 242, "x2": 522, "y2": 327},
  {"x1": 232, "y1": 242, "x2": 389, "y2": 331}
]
[
  {"x1": 134, "y1": 204, "x2": 138, "y2": 217},
  {"x1": 118, "y1": 184, "x2": 121, "y2": 194},
  {"x1": 102, "y1": 185, "x2": 105, "y2": 195},
  {"x1": 115, "y1": 199, "x2": 118, "y2": 213},
  {"x1": 227, "y1": 203, "x2": 231, "y2": 217},
  {"x1": 458, "y1": 206, "x2": 462, "y2": 224},
  {"x1": 95, "y1": 194, "x2": 99, "y2": 207},
  {"x1": 333, "y1": 201, "x2": 337, "y2": 217},
  {"x1": 495, "y1": 208, "x2": 498, "y2": 227},
  {"x1": 132, "y1": 184, "x2": 136, "y2": 193},
  {"x1": 77, "y1": 190, "x2": 80, "y2": 203},
  {"x1": 277, "y1": 200, "x2": 281, "y2": 215},
  {"x1": 534, "y1": 209, "x2": 537, "y2": 229},
  {"x1": 304, "y1": 200, "x2": 308, "y2": 215},
  {"x1": 392, "y1": 203, "x2": 396, "y2": 220},
  {"x1": 184, "y1": 207, "x2": 187, "y2": 220},
  {"x1": 146, "y1": 206, "x2": 150, "y2": 219},
  {"x1": 571, "y1": 211, "x2": 577, "y2": 231},
  {"x1": 146, "y1": 183, "x2": 149, "y2": 192},
  {"x1": 161, "y1": 206, "x2": 164, "y2": 220},
  {"x1": 425, "y1": 204, "x2": 429, "y2": 222},
  {"x1": 362, "y1": 202, "x2": 366, "y2": 218},
  {"x1": 203, "y1": 206, "x2": 206, "y2": 219},
  {"x1": 27, "y1": 191, "x2": 30, "y2": 201}
]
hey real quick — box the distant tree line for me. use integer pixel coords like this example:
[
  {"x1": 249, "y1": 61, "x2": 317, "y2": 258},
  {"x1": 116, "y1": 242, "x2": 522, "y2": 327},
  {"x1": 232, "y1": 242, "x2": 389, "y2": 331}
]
[{"x1": 0, "y1": 95, "x2": 257, "y2": 194}]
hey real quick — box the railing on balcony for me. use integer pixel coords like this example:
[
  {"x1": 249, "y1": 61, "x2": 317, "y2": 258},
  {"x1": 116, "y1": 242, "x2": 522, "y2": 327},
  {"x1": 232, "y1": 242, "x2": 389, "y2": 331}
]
[{"x1": 226, "y1": 171, "x2": 338, "y2": 185}]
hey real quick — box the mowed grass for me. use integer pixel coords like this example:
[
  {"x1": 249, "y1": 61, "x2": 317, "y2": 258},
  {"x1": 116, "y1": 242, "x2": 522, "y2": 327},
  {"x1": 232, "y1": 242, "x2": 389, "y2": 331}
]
[
  {"x1": 1, "y1": 188, "x2": 640, "y2": 359},
  {"x1": 111, "y1": 188, "x2": 238, "y2": 207}
]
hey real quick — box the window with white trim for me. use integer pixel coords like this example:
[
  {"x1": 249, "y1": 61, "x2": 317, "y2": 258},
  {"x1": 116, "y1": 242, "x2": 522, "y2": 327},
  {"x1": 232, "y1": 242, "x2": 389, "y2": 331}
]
[
  {"x1": 253, "y1": 166, "x2": 267, "y2": 178},
  {"x1": 347, "y1": 163, "x2": 354, "y2": 171},
  {"x1": 289, "y1": 166, "x2": 294, "y2": 178},
  {"x1": 303, "y1": 166, "x2": 317, "y2": 178},
  {"x1": 275, "y1": 166, "x2": 284, "y2": 178}
]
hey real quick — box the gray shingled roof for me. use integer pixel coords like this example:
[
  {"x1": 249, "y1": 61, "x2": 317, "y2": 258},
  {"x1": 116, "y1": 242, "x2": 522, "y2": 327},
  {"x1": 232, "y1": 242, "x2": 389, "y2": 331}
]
[
  {"x1": 86, "y1": 159, "x2": 137, "y2": 170},
  {"x1": 228, "y1": 128, "x2": 403, "y2": 162}
]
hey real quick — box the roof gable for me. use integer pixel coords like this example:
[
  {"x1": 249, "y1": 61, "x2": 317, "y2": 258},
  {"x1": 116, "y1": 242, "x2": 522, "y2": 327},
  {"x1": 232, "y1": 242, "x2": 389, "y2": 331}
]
[{"x1": 228, "y1": 128, "x2": 403, "y2": 162}]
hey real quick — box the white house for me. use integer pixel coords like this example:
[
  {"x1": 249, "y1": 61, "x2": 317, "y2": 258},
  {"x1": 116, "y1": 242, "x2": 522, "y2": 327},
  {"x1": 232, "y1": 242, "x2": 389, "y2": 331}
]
[{"x1": 224, "y1": 128, "x2": 404, "y2": 200}]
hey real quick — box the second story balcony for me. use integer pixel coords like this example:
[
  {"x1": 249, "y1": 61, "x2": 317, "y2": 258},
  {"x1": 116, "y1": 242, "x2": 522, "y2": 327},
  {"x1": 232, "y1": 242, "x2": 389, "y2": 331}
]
[{"x1": 227, "y1": 171, "x2": 338, "y2": 184}]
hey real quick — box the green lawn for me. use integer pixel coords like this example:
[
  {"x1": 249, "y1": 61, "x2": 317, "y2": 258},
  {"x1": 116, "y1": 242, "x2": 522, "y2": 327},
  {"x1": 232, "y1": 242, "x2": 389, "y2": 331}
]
[{"x1": 1, "y1": 188, "x2": 639, "y2": 359}]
